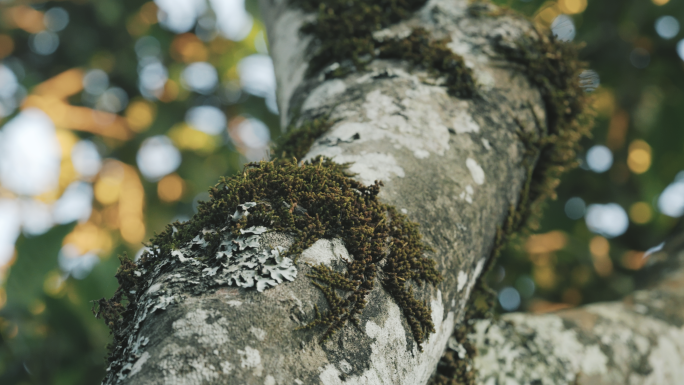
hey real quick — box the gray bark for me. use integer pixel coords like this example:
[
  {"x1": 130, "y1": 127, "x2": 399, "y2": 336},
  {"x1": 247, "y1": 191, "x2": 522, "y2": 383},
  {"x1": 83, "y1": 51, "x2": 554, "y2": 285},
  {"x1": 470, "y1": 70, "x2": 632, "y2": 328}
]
[
  {"x1": 102, "y1": 1, "x2": 541, "y2": 383},
  {"x1": 467, "y1": 234, "x2": 684, "y2": 385},
  {"x1": 99, "y1": 0, "x2": 683, "y2": 384}
]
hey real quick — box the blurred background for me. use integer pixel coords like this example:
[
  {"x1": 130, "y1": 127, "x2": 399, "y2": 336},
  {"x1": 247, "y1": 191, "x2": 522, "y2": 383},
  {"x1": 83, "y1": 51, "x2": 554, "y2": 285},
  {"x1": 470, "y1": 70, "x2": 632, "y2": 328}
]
[{"x1": 0, "y1": 0, "x2": 682, "y2": 383}]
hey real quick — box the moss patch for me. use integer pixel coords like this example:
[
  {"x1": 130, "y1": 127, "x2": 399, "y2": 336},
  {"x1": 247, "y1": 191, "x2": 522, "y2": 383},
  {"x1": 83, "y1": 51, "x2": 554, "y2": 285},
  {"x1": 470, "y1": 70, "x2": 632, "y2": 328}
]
[
  {"x1": 378, "y1": 28, "x2": 476, "y2": 98},
  {"x1": 472, "y1": 5, "x2": 594, "y2": 280},
  {"x1": 273, "y1": 116, "x2": 334, "y2": 160},
  {"x1": 427, "y1": 281, "x2": 496, "y2": 385},
  {"x1": 291, "y1": 0, "x2": 476, "y2": 98},
  {"x1": 96, "y1": 158, "x2": 442, "y2": 356},
  {"x1": 429, "y1": 6, "x2": 595, "y2": 384},
  {"x1": 293, "y1": 0, "x2": 428, "y2": 71}
]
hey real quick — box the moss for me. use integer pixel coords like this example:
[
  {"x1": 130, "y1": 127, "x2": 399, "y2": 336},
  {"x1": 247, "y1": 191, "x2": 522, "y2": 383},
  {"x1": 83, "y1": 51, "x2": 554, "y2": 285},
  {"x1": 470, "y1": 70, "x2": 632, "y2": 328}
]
[
  {"x1": 97, "y1": 157, "x2": 442, "y2": 355},
  {"x1": 428, "y1": 282, "x2": 493, "y2": 385},
  {"x1": 292, "y1": 0, "x2": 428, "y2": 71},
  {"x1": 429, "y1": 323, "x2": 477, "y2": 385},
  {"x1": 92, "y1": 253, "x2": 143, "y2": 355},
  {"x1": 273, "y1": 115, "x2": 334, "y2": 160},
  {"x1": 378, "y1": 28, "x2": 476, "y2": 98},
  {"x1": 430, "y1": 5, "x2": 595, "y2": 384},
  {"x1": 291, "y1": 0, "x2": 476, "y2": 98},
  {"x1": 469, "y1": 3, "x2": 593, "y2": 282}
]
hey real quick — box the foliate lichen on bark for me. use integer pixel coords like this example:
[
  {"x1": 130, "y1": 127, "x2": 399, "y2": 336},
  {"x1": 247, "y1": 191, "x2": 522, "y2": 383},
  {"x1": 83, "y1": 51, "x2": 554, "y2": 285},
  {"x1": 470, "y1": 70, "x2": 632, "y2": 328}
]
[{"x1": 95, "y1": 156, "x2": 444, "y2": 374}]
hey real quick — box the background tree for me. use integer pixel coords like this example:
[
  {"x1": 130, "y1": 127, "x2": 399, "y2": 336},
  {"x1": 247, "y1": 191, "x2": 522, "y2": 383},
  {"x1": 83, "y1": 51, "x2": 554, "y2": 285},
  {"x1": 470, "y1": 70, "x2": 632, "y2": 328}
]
[{"x1": 0, "y1": 0, "x2": 683, "y2": 384}]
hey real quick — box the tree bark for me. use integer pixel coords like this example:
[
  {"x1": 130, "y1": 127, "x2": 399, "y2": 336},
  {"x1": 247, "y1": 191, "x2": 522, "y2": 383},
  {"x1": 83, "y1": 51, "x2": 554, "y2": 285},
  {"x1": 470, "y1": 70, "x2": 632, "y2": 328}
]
[
  {"x1": 461, "y1": 231, "x2": 684, "y2": 385},
  {"x1": 96, "y1": 1, "x2": 681, "y2": 384}
]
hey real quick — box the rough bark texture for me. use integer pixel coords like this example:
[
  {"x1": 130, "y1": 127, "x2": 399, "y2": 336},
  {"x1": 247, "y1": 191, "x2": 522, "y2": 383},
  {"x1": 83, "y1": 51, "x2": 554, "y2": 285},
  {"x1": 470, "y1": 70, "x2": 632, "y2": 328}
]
[
  {"x1": 465, "y1": 241, "x2": 684, "y2": 385},
  {"x1": 95, "y1": 0, "x2": 684, "y2": 383},
  {"x1": 99, "y1": 1, "x2": 550, "y2": 384}
]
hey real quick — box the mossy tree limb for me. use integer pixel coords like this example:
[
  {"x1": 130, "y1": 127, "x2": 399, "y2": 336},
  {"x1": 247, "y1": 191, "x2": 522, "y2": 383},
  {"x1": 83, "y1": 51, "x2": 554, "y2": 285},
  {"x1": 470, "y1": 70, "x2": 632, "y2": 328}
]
[{"x1": 98, "y1": 1, "x2": 598, "y2": 384}]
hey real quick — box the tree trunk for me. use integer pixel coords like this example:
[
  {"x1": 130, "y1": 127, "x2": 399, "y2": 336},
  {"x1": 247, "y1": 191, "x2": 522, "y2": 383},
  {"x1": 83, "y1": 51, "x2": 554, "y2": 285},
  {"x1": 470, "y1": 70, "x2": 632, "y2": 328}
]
[{"x1": 94, "y1": 1, "x2": 653, "y2": 384}]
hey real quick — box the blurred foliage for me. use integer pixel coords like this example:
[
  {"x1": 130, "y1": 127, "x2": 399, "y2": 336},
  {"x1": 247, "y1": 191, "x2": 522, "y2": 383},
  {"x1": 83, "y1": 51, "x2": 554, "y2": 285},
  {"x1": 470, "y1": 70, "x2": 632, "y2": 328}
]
[
  {"x1": 0, "y1": 0, "x2": 682, "y2": 384},
  {"x1": 488, "y1": 0, "x2": 684, "y2": 313}
]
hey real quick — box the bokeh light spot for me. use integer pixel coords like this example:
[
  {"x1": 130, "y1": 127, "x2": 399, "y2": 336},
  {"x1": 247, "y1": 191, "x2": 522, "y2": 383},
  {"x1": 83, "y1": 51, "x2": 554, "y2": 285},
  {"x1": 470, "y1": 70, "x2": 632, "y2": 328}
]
[
  {"x1": 181, "y1": 62, "x2": 218, "y2": 94},
  {"x1": 58, "y1": 244, "x2": 99, "y2": 280},
  {"x1": 585, "y1": 203, "x2": 629, "y2": 238},
  {"x1": 498, "y1": 287, "x2": 521, "y2": 311},
  {"x1": 627, "y1": 140, "x2": 651, "y2": 174},
  {"x1": 0, "y1": 109, "x2": 61, "y2": 196},
  {"x1": 515, "y1": 276, "x2": 535, "y2": 299},
  {"x1": 155, "y1": 0, "x2": 206, "y2": 34},
  {"x1": 0, "y1": 199, "x2": 20, "y2": 266},
  {"x1": 551, "y1": 14, "x2": 576, "y2": 41},
  {"x1": 564, "y1": 197, "x2": 586, "y2": 220},
  {"x1": 157, "y1": 173, "x2": 185, "y2": 203},
  {"x1": 558, "y1": 0, "x2": 587, "y2": 14},
  {"x1": 210, "y1": 0, "x2": 253, "y2": 41},
  {"x1": 29, "y1": 31, "x2": 59, "y2": 55},
  {"x1": 629, "y1": 202, "x2": 652, "y2": 224},
  {"x1": 0, "y1": 35, "x2": 14, "y2": 60},
  {"x1": 655, "y1": 16, "x2": 680, "y2": 39},
  {"x1": 238, "y1": 54, "x2": 278, "y2": 113},
  {"x1": 71, "y1": 140, "x2": 102, "y2": 178},
  {"x1": 96, "y1": 87, "x2": 129, "y2": 113},
  {"x1": 52, "y1": 181, "x2": 93, "y2": 224},
  {"x1": 658, "y1": 180, "x2": 684, "y2": 217},
  {"x1": 136, "y1": 135, "x2": 182, "y2": 181},
  {"x1": 44, "y1": 7, "x2": 70, "y2": 32},
  {"x1": 185, "y1": 105, "x2": 226, "y2": 135},
  {"x1": 525, "y1": 231, "x2": 567, "y2": 254},
  {"x1": 169, "y1": 123, "x2": 218, "y2": 154},
  {"x1": 125, "y1": 99, "x2": 157, "y2": 132},
  {"x1": 43, "y1": 270, "x2": 66, "y2": 297},
  {"x1": 586, "y1": 145, "x2": 613, "y2": 173},
  {"x1": 83, "y1": 69, "x2": 109, "y2": 96},
  {"x1": 589, "y1": 235, "x2": 610, "y2": 257},
  {"x1": 589, "y1": 235, "x2": 613, "y2": 277},
  {"x1": 94, "y1": 177, "x2": 122, "y2": 205},
  {"x1": 677, "y1": 39, "x2": 684, "y2": 61}
]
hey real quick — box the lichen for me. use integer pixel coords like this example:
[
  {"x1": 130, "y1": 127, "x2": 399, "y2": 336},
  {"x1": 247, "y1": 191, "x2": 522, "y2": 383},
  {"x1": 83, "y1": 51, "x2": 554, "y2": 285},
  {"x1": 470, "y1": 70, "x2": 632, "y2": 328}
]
[{"x1": 96, "y1": 157, "x2": 443, "y2": 364}]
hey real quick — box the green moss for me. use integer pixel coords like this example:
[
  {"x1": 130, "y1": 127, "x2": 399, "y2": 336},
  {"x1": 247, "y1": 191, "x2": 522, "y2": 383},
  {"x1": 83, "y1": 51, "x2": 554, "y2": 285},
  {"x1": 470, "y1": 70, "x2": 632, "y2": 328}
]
[
  {"x1": 293, "y1": 0, "x2": 428, "y2": 71},
  {"x1": 97, "y1": 157, "x2": 442, "y2": 352},
  {"x1": 273, "y1": 116, "x2": 334, "y2": 161},
  {"x1": 429, "y1": 323, "x2": 476, "y2": 385},
  {"x1": 472, "y1": 7, "x2": 594, "y2": 281},
  {"x1": 430, "y1": 6, "x2": 595, "y2": 384},
  {"x1": 92, "y1": 253, "x2": 143, "y2": 354},
  {"x1": 378, "y1": 28, "x2": 476, "y2": 98},
  {"x1": 290, "y1": 0, "x2": 476, "y2": 98}
]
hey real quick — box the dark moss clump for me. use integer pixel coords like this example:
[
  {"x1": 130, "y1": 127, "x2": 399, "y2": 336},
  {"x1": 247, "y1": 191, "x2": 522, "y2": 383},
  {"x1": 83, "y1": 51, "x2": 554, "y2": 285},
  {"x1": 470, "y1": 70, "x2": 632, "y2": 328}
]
[
  {"x1": 476, "y1": 17, "x2": 594, "y2": 280},
  {"x1": 428, "y1": 282, "x2": 495, "y2": 385},
  {"x1": 378, "y1": 28, "x2": 476, "y2": 98},
  {"x1": 92, "y1": 253, "x2": 144, "y2": 358},
  {"x1": 500, "y1": 29, "x2": 593, "y2": 233},
  {"x1": 428, "y1": 323, "x2": 476, "y2": 385},
  {"x1": 98, "y1": 158, "x2": 442, "y2": 350},
  {"x1": 291, "y1": 0, "x2": 476, "y2": 98},
  {"x1": 293, "y1": 0, "x2": 428, "y2": 71},
  {"x1": 273, "y1": 116, "x2": 334, "y2": 160}
]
